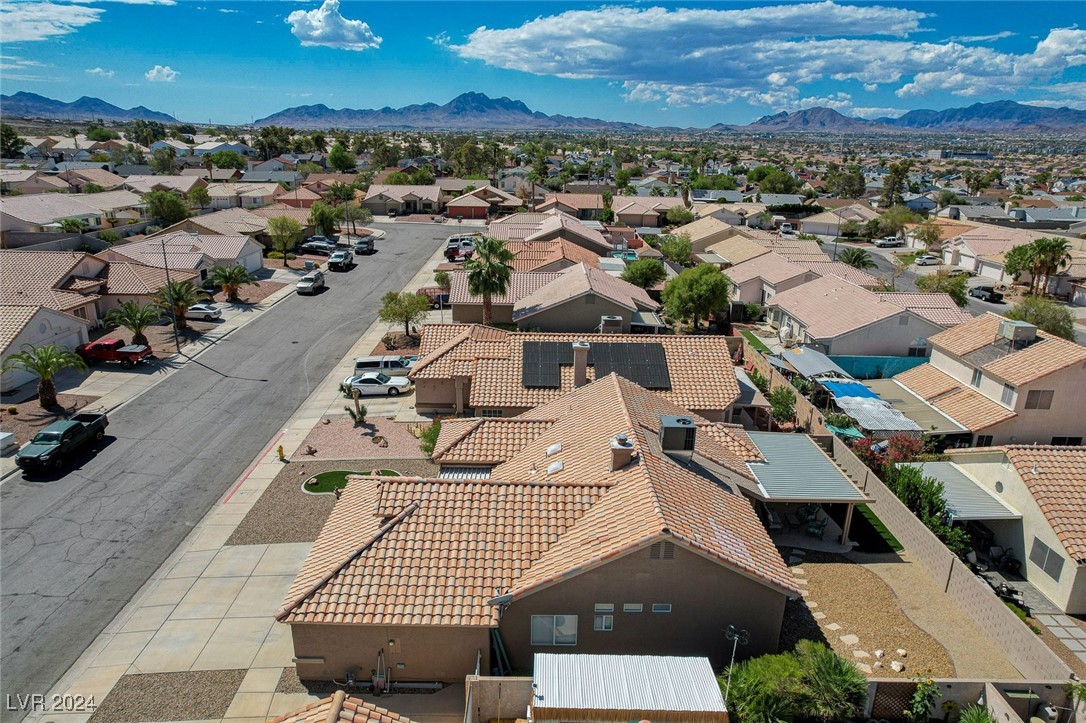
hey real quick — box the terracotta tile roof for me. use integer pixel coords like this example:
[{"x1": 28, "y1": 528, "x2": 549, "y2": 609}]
[
  {"x1": 123, "y1": 175, "x2": 206, "y2": 195},
  {"x1": 723, "y1": 252, "x2": 811, "y2": 286},
  {"x1": 505, "y1": 240, "x2": 600, "y2": 272},
  {"x1": 875, "y1": 293, "x2": 974, "y2": 327},
  {"x1": 801, "y1": 204, "x2": 880, "y2": 226},
  {"x1": 268, "y1": 690, "x2": 412, "y2": 723},
  {"x1": 433, "y1": 417, "x2": 556, "y2": 465},
  {"x1": 277, "y1": 375, "x2": 794, "y2": 627},
  {"x1": 1005, "y1": 446, "x2": 1086, "y2": 562},
  {"x1": 0, "y1": 250, "x2": 104, "y2": 312},
  {"x1": 539, "y1": 193, "x2": 606, "y2": 211},
  {"x1": 894, "y1": 364, "x2": 1017, "y2": 431},
  {"x1": 0, "y1": 194, "x2": 104, "y2": 224},
  {"x1": 364, "y1": 184, "x2": 440, "y2": 203},
  {"x1": 411, "y1": 324, "x2": 740, "y2": 414},
  {"x1": 249, "y1": 205, "x2": 314, "y2": 224},
  {"x1": 797, "y1": 261, "x2": 881, "y2": 287},
  {"x1": 928, "y1": 313, "x2": 1086, "y2": 385},
  {"x1": 524, "y1": 214, "x2": 611, "y2": 251},
  {"x1": 704, "y1": 236, "x2": 770, "y2": 265},
  {"x1": 766, "y1": 276, "x2": 905, "y2": 339},
  {"x1": 611, "y1": 195, "x2": 687, "y2": 218},
  {"x1": 183, "y1": 207, "x2": 268, "y2": 236},
  {"x1": 513, "y1": 264, "x2": 657, "y2": 320},
  {"x1": 448, "y1": 271, "x2": 561, "y2": 306}
]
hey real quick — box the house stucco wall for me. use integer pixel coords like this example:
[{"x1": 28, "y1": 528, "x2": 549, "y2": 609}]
[
  {"x1": 821, "y1": 313, "x2": 941, "y2": 356},
  {"x1": 497, "y1": 542, "x2": 787, "y2": 673},
  {"x1": 451, "y1": 303, "x2": 514, "y2": 325},
  {"x1": 516, "y1": 295, "x2": 631, "y2": 333}
]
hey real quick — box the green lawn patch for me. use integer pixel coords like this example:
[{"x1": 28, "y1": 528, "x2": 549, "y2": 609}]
[
  {"x1": 857, "y1": 504, "x2": 903, "y2": 552},
  {"x1": 896, "y1": 251, "x2": 920, "y2": 266},
  {"x1": 303, "y1": 469, "x2": 402, "y2": 494},
  {"x1": 741, "y1": 329, "x2": 772, "y2": 354}
]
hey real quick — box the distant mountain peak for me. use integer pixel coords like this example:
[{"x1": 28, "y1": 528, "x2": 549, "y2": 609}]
[
  {"x1": 1, "y1": 92, "x2": 176, "y2": 123},
  {"x1": 743, "y1": 106, "x2": 879, "y2": 131}
]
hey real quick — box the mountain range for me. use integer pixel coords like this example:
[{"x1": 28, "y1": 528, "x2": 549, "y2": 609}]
[
  {"x1": 0, "y1": 92, "x2": 177, "y2": 123},
  {"x1": 4, "y1": 91, "x2": 1085, "y2": 133}
]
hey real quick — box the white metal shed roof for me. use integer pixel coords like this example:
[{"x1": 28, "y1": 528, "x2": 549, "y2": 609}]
[
  {"x1": 532, "y1": 653, "x2": 726, "y2": 717},
  {"x1": 747, "y1": 432, "x2": 869, "y2": 503},
  {"x1": 909, "y1": 462, "x2": 1020, "y2": 521}
]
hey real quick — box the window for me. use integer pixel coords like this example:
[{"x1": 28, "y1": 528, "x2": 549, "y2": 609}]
[
  {"x1": 1029, "y1": 538, "x2": 1065, "y2": 582},
  {"x1": 74, "y1": 307, "x2": 87, "y2": 319},
  {"x1": 530, "y1": 615, "x2": 578, "y2": 646},
  {"x1": 623, "y1": 603, "x2": 643, "y2": 613},
  {"x1": 478, "y1": 409, "x2": 503, "y2": 418},
  {"x1": 594, "y1": 603, "x2": 614, "y2": 612},
  {"x1": 975, "y1": 435, "x2": 993, "y2": 447},
  {"x1": 970, "y1": 368, "x2": 982, "y2": 387},
  {"x1": 593, "y1": 615, "x2": 614, "y2": 631},
  {"x1": 898, "y1": 315, "x2": 909, "y2": 326},
  {"x1": 651, "y1": 603, "x2": 673, "y2": 613},
  {"x1": 649, "y1": 541, "x2": 675, "y2": 560},
  {"x1": 1025, "y1": 390, "x2": 1054, "y2": 410},
  {"x1": 1052, "y1": 437, "x2": 1083, "y2": 446},
  {"x1": 1001, "y1": 384, "x2": 1015, "y2": 406}
]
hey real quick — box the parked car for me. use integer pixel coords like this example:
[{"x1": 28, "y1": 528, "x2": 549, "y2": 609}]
[
  {"x1": 328, "y1": 251, "x2": 355, "y2": 271},
  {"x1": 778, "y1": 222, "x2": 795, "y2": 235},
  {"x1": 75, "y1": 338, "x2": 152, "y2": 369},
  {"x1": 446, "y1": 235, "x2": 477, "y2": 252},
  {"x1": 296, "y1": 271, "x2": 326, "y2": 294},
  {"x1": 353, "y1": 354, "x2": 415, "y2": 377},
  {"x1": 301, "y1": 240, "x2": 337, "y2": 256},
  {"x1": 306, "y1": 235, "x2": 332, "y2": 245},
  {"x1": 947, "y1": 268, "x2": 977, "y2": 278},
  {"x1": 342, "y1": 372, "x2": 413, "y2": 396},
  {"x1": 185, "y1": 303, "x2": 222, "y2": 321},
  {"x1": 915, "y1": 255, "x2": 942, "y2": 266},
  {"x1": 968, "y1": 285, "x2": 1005, "y2": 303},
  {"x1": 874, "y1": 236, "x2": 904, "y2": 248},
  {"x1": 416, "y1": 286, "x2": 449, "y2": 309},
  {"x1": 387, "y1": 209, "x2": 398, "y2": 218},
  {"x1": 16, "y1": 411, "x2": 108, "y2": 474},
  {"x1": 445, "y1": 246, "x2": 473, "y2": 263}
]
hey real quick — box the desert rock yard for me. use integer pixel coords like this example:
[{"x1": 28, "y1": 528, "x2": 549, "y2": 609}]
[{"x1": 292, "y1": 418, "x2": 427, "y2": 460}]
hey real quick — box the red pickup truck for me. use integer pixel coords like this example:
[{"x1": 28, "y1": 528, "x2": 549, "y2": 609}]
[{"x1": 76, "y1": 338, "x2": 153, "y2": 369}]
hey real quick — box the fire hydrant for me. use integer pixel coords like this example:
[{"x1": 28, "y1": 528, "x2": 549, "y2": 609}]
[{"x1": 277, "y1": 444, "x2": 286, "y2": 462}]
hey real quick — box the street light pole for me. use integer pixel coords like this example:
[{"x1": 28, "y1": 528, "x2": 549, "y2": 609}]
[
  {"x1": 159, "y1": 238, "x2": 182, "y2": 354},
  {"x1": 723, "y1": 625, "x2": 750, "y2": 706}
]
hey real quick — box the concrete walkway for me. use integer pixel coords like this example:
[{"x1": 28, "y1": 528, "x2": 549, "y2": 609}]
[
  {"x1": 848, "y1": 551, "x2": 1021, "y2": 679},
  {"x1": 30, "y1": 242, "x2": 450, "y2": 723}
]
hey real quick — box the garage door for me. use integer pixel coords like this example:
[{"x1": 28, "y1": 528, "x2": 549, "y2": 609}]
[
  {"x1": 238, "y1": 250, "x2": 263, "y2": 272},
  {"x1": 977, "y1": 261, "x2": 1003, "y2": 281}
]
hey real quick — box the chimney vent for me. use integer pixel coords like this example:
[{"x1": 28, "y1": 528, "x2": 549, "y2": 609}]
[
  {"x1": 659, "y1": 416, "x2": 696, "y2": 460},
  {"x1": 610, "y1": 433, "x2": 635, "y2": 471},
  {"x1": 572, "y1": 341, "x2": 590, "y2": 387}
]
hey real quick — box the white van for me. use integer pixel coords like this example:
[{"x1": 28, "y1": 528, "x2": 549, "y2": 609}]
[{"x1": 353, "y1": 355, "x2": 416, "y2": 377}]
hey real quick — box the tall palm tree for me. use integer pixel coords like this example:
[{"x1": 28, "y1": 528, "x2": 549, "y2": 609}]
[
  {"x1": 1, "y1": 344, "x2": 88, "y2": 408},
  {"x1": 837, "y1": 247, "x2": 877, "y2": 270},
  {"x1": 104, "y1": 301, "x2": 163, "y2": 346},
  {"x1": 209, "y1": 265, "x2": 258, "y2": 302},
  {"x1": 1035, "y1": 236, "x2": 1072, "y2": 296},
  {"x1": 465, "y1": 236, "x2": 514, "y2": 326},
  {"x1": 156, "y1": 280, "x2": 207, "y2": 330}
]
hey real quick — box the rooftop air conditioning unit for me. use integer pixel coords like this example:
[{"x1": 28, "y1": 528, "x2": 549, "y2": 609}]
[
  {"x1": 600, "y1": 315, "x2": 623, "y2": 334},
  {"x1": 998, "y1": 319, "x2": 1037, "y2": 345},
  {"x1": 659, "y1": 416, "x2": 696, "y2": 460}
]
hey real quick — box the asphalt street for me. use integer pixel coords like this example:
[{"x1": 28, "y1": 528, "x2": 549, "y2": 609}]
[{"x1": 0, "y1": 223, "x2": 446, "y2": 715}]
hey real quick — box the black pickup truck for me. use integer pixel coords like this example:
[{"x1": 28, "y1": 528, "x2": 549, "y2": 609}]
[{"x1": 15, "y1": 411, "x2": 109, "y2": 474}]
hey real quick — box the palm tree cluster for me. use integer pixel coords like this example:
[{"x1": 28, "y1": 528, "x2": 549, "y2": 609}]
[
  {"x1": 1002, "y1": 236, "x2": 1073, "y2": 296},
  {"x1": 837, "y1": 247, "x2": 876, "y2": 271},
  {"x1": 465, "y1": 236, "x2": 514, "y2": 326}
]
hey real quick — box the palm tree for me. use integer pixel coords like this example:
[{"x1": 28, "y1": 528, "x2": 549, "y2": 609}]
[
  {"x1": 156, "y1": 280, "x2": 207, "y2": 330},
  {"x1": 465, "y1": 236, "x2": 514, "y2": 326},
  {"x1": 838, "y1": 247, "x2": 877, "y2": 270},
  {"x1": 1, "y1": 343, "x2": 88, "y2": 408},
  {"x1": 104, "y1": 301, "x2": 162, "y2": 346},
  {"x1": 1035, "y1": 236, "x2": 1072, "y2": 296},
  {"x1": 209, "y1": 265, "x2": 258, "y2": 302}
]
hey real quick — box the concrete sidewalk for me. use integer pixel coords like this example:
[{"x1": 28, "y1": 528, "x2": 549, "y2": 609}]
[{"x1": 31, "y1": 242, "x2": 449, "y2": 723}]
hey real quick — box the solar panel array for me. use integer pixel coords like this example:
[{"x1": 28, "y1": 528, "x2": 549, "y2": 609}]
[{"x1": 521, "y1": 341, "x2": 672, "y2": 390}]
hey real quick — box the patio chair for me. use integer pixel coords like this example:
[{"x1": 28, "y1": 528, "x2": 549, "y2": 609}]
[
  {"x1": 796, "y1": 504, "x2": 820, "y2": 524},
  {"x1": 805, "y1": 517, "x2": 829, "y2": 539}
]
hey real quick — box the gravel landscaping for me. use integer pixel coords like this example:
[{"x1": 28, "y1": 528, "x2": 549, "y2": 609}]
[
  {"x1": 0, "y1": 394, "x2": 100, "y2": 446},
  {"x1": 370, "y1": 332, "x2": 421, "y2": 354},
  {"x1": 226, "y1": 458, "x2": 437, "y2": 546},
  {"x1": 88, "y1": 670, "x2": 245, "y2": 722},
  {"x1": 92, "y1": 319, "x2": 218, "y2": 359},
  {"x1": 780, "y1": 549, "x2": 954, "y2": 678},
  {"x1": 293, "y1": 418, "x2": 427, "y2": 460},
  {"x1": 211, "y1": 280, "x2": 287, "y2": 305}
]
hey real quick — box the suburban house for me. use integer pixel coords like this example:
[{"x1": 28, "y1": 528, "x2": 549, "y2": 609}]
[
  {"x1": 100, "y1": 231, "x2": 264, "y2": 273},
  {"x1": 302, "y1": 173, "x2": 358, "y2": 193},
  {"x1": 488, "y1": 212, "x2": 613, "y2": 255},
  {"x1": 695, "y1": 201, "x2": 769, "y2": 227},
  {"x1": 904, "y1": 219, "x2": 978, "y2": 250},
  {"x1": 276, "y1": 374, "x2": 799, "y2": 682},
  {"x1": 446, "y1": 185, "x2": 522, "y2": 219},
  {"x1": 0, "y1": 251, "x2": 107, "y2": 328},
  {"x1": 360, "y1": 185, "x2": 442, "y2": 216},
  {"x1": 152, "y1": 207, "x2": 270, "y2": 244},
  {"x1": 409, "y1": 324, "x2": 741, "y2": 421},
  {"x1": 122, "y1": 175, "x2": 208, "y2": 198},
  {"x1": 1, "y1": 305, "x2": 90, "y2": 392},
  {"x1": 890, "y1": 313, "x2": 1086, "y2": 447},
  {"x1": 57, "y1": 168, "x2": 125, "y2": 193},
  {"x1": 149, "y1": 139, "x2": 192, "y2": 156},
  {"x1": 510, "y1": 264, "x2": 663, "y2": 333},
  {"x1": 702, "y1": 227, "x2": 830, "y2": 264},
  {"x1": 537, "y1": 193, "x2": 606, "y2": 220},
  {"x1": 204, "y1": 182, "x2": 285, "y2": 209},
  {"x1": 192, "y1": 140, "x2": 255, "y2": 156},
  {"x1": 0, "y1": 170, "x2": 71, "y2": 195},
  {"x1": 274, "y1": 186, "x2": 323, "y2": 209},
  {"x1": 611, "y1": 196, "x2": 687, "y2": 227},
  {"x1": 724, "y1": 252, "x2": 818, "y2": 304},
  {"x1": 0, "y1": 191, "x2": 144, "y2": 234},
  {"x1": 795, "y1": 261, "x2": 881, "y2": 288},
  {"x1": 765, "y1": 276, "x2": 947, "y2": 356},
  {"x1": 941, "y1": 227, "x2": 1046, "y2": 279},
  {"x1": 674, "y1": 216, "x2": 735, "y2": 254},
  {"x1": 937, "y1": 205, "x2": 1012, "y2": 223},
  {"x1": 180, "y1": 167, "x2": 243, "y2": 183},
  {"x1": 449, "y1": 271, "x2": 562, "y2": 325},
  {"x1": 917, "y1": 445, "x2": 1086, "y2": 614},
  {"x1": 505, "y1": 239, "x2": 601, "y2": 273},
  {"x1": 799, "y1": 204, "x2": 880, "y2": 237}
]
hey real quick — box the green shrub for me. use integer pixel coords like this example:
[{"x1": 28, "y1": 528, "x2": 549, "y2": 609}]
[
  {"x1": 794, "y1": 640, "x2": 867, "y2": 722},
  {"x1": 748, "y1": 368, "x2": 770, "y2": 394},
  {"x1": 419, "y1": 420, "x2": 441, "y2": 455},
  {"x1": 959, "y1": 705, "x2": 996, "y2": 723},
  {"x1": 824, "y1": 412, "x2": 855, "y2": 428},
  {"x1": 726, "y1": 652, "x2": 804, "y2": 723},
  {"x1": 286, "y1": 252, "x2": 297, "y2": 260},
  {"x1": 268, "y1": 251, "x2": 284, "y2": 259},
  {"x1": 1005, "y1": 601, "x2": 1041, "y2": 634}
]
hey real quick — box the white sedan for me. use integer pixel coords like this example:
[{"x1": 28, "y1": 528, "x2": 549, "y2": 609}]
[
  {"x1": 915, "y1": 255, "x2": 942, "y2": 266},
  {"x1": 342, "y1": 372, "x2": 413, "y2": 396},
  {"x1": 185, "y1": 303, "x2": 222, "y2": 321}
]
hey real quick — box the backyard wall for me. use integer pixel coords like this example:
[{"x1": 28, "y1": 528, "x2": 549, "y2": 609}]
[
  {"x1": 742, "y1": 337, "x2": 830, "y2": 435},
  {"x1": 830, "y1": 436, "x2": 1072, "y2": 680},
  {"x1": 463, "y1": 676, "x2": 534, "y2": 723}
]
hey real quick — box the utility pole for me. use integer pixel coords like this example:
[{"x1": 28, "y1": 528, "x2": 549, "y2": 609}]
[{"x1": 159, "y1": 239, "x2": 182, "y2": 354}]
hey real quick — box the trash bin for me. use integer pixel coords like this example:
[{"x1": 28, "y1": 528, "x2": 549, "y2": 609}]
[{"x1": 304, "y1": 260, "x2": 315, "y2": 271}]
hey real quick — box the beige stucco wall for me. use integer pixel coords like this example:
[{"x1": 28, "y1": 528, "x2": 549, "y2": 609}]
[
  {"x1": 451, "y1": 303, "x2": 514, "y2": 325},
  {"x1": 289, "y1": 623, "x2": 490, "y2": 682},
  {"x1": 949, "y1": 453, "x2": 1086, "y2": 613},
  {"x1": 413, "y1": 378, "x2": 458, "y2": 414},
  {"x1": 817, "y1": 313, "x2": 941, "y2": 356},
  {"x1": 1, "y1": 309, "x2": 90, "y2": 391},
  {"x1": 516, "y1": 295, "x2": 631, "y2": 333},
  {"x1": 497, "y1": 542, "x2": 787, "y2": 672}
]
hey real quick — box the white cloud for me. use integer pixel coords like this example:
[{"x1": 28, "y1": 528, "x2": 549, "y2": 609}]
[
  {"x1": 218, "y1": 8, "x2": 238, "y2": 13},
  {"x1": 0, "y1": 54, "x2": 53, "y2": 80},
  {"x1": 0, "y1": 2, "x2": 103, "y2": 42},
  {"x1": 145, "y1": 64, "x2": 179, "y2": 82},
  {"x1": 446, "y1": 3, "x2": 1086, "y2": 112},
  {"x1": 851, "y1": 106, "x2": 910, "y2": 119},
  {"x1": 946, "y1": 31, "x2": 1015, "y2": 43},
  {"x1": 286, "y1": 0, "x2": 381, "y2": 51},
  {"x1": 85, "y1": 66, "x2": 115, "y2": 78}
]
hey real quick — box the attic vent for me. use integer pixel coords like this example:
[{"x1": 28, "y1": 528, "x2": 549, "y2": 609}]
[
  {"x1": 650, "y1": 541, "x2": 675, "y2": 560},
  {"x1": 546, "y1": 460, "x2": 564, "y2": 475},
  {"x1": 546, "y1": 443, "x2": 563, "y2": 457}
]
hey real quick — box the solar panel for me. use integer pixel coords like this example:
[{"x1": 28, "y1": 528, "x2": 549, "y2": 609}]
[
  {"x1": 522, "y1": 341, "x2": 563, "y2": 388},
  {"x1": 522, "y1": 341, "x2": 671, "y2": 390}
]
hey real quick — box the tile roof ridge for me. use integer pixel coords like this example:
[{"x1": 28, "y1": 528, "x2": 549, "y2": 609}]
[
  {"x1": 328, "y1": 689, "x2": 347, "y2": 722},
  {"x1": 274, "y1": 497, "x2": 420, "y2": 621},
  {"x1": 410, "y1": 325, "x2": 478, "y2": 376},
  {"x1": 432, "y1": 418, "x2": 484, "y2": 461}
]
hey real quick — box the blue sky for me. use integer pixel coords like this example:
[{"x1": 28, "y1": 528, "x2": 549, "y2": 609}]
[{"x1": 2, "y1": 0, "x2": 1085, "y2": 127}]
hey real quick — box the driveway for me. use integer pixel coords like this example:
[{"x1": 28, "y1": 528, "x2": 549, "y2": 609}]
[{"x1": 0, "y1": 223, "x2": 447, "y2": 717}]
